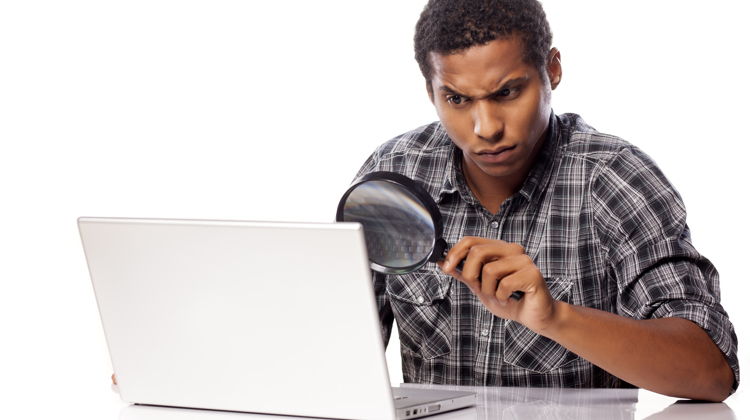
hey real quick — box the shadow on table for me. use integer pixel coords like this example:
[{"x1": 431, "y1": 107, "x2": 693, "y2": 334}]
[{"x1": 642, "y1": 399, "x2": 735, "y2": 420}]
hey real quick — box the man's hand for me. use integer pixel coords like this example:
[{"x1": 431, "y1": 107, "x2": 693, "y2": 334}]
[
  {"x1": 112, "y1": 373, "x2": 117, "y2": 385},
  {"x1": 437, "y1": 236, "x2": 561, "y2": 334},
  {"x1": 437, "y1": 236, "x2": 734, "y2": 401}
]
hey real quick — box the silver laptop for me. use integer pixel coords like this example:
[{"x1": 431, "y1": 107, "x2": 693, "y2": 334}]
[{"x1": 79, "y1": 217, "x2": 475, "y2": 420}]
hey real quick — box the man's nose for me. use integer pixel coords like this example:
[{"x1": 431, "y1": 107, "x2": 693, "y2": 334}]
[{"x1": 473, "y1": 100, "x2": 503, "y2": 141}]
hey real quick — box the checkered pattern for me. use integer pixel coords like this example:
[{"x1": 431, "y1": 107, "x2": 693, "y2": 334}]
[{"x1": 355, "y1": 113, "x2": 739, "y2": 391}]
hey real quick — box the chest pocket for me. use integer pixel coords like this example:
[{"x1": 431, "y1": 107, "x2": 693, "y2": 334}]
[
  {"x1": 503, "y1": 277, "x2": 579, "y2": 373},
  {"x1": 386, "y1": 267, "x2": 452, "y2": 360}
]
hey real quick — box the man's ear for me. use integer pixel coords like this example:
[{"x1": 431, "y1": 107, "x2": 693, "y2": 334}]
[
  {"x1": 547, "y1": 47, "x2": 562, "y2": 90},
  {"x1": 426, "y1": 80, "x2": 434, "y2": 103}
]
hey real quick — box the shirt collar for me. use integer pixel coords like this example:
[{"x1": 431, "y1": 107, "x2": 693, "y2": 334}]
[
  {"x1": 436, "y1": 111, "x2": 559, "y2": 206},
  {"x1": 436, "y1": 139, "x2": 464, "y2": 204}
]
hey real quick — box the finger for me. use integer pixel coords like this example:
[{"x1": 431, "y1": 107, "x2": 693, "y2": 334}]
[
  {"x1": 439, "y1": 259, "x2": 481, "y2": 293},
  {"x1": 467, "y1": 242, "x2": 526, "y2": 264},
  {"x1": 459, "y1": 242, "x2": 525, "y2": 282},
  {"x1": 479, "y1": 271, "x2": 499, "y2": 298},
  {"x1": 437, "y1": 259, "x2": 459, "y2": 278},
  {"x1": 494, "y1": 267, "x2": 543, "y2": 303},
  {"x1": 112, "y1": 373, "x2": 117, "y2": 385},
  {"x1": 478, "y1": 254, "x2": 529, "y2": 298},
  {"x1": 437, "y1": 259, "x2": 468, "y2": 282},
  {"x1": 441, "y1": 243, "x2": 470, "y2": 273},
  {"x1": 480, "y1": 254, "x2": 531, "y2": 284},
  {"x1": 443, "y1": 236, "x2": 504, "y2": 270}
]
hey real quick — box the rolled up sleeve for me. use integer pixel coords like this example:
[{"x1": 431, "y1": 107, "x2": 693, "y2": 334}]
[{"x1": 593, "y1": 146, "x2": 740, "y2": 393}]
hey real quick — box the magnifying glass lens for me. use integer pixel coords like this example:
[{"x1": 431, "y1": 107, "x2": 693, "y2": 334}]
[
  {"x1": 341, "y1": 180, "x2": 435, "y2": 268},
  {"x1": 338, "y1": 171, "x2": 524, "y2": 301}
]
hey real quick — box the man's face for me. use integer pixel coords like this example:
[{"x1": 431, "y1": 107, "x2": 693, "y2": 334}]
[{"x1": 428, "y1": 38, "x2": 559, "y2": 187}]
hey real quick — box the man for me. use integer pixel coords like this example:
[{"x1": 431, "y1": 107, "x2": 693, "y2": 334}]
[{"x1": 354, "y1": 0, "x2": 738, "y2": 401}]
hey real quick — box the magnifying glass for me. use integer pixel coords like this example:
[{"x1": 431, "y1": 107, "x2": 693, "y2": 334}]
[{"x1": 336, "y1": 171, "x2": 523, "y2": 301}]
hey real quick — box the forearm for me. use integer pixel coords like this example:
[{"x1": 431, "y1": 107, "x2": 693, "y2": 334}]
[{"x1": 539, "y1": 302, "x2": 734, "y2": 401}]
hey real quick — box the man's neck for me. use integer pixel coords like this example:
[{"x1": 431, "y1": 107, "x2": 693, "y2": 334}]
[{"x1": 462, "y1": 163, "x2": 523, "y2": 215}]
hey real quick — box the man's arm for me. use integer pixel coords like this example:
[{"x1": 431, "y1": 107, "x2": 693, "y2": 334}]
[
  {"x1": 439, "y1": 238, "x2": 735, "y2": 402},
  {"x1": 543, "y1": 301, "x2": 734, "y2": 401}
]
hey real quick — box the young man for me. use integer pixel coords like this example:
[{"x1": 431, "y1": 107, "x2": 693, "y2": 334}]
[{"x1": 354, "y1": 0, "x2": 738, "y2": 401}]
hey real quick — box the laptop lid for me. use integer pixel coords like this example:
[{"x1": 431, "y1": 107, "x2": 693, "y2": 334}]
[{"x1": 80, "y1": 217, "x2": 397, "y2": 420}]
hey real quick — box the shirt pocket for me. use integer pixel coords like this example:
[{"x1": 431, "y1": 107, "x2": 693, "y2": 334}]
[
  {"x1": 386, "y1": 267, "x2": 452, "y2": 360},
  {"x1": 502, "y1": 277, "x2": 579, "y2": 373}
]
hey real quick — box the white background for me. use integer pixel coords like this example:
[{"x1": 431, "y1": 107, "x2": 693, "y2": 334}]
[{"x1": 1, "y1": 1, "x2": 747, "y2": 417}]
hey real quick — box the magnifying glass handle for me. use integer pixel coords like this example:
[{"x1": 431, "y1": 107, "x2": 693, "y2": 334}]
[{"x1": 453, "y1": 259, "x2": 524, "y2": 301}]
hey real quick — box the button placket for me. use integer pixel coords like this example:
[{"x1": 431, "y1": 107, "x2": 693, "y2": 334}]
[{"x1": 473, "y1": 308, "x2": 495, "y2": 386}]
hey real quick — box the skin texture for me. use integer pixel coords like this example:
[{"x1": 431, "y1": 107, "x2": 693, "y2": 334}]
[{"x1": 430, "y1": 38, "x2": 735, "y2": 402}]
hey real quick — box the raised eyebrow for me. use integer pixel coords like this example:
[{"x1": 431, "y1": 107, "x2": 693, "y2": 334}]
[{"x1": 438, "y1": 85, "x2": 464, "y2": 97}]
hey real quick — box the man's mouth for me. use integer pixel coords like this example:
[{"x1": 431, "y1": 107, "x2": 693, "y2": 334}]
[{"x1": 476, "y1": 145, "x2": 516, "y2": 163}]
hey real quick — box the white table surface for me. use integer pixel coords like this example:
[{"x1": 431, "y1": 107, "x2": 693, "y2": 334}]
[{"x1": 55, "y1": 383, "x2": 745, "y2": 420}]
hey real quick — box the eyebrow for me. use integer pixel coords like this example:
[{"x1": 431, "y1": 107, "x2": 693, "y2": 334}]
[{"x1": 438, "y1": 76, "x2": 529, "y2": 99}]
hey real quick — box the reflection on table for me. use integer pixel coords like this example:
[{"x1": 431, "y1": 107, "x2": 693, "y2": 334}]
[
  {"x1": 403, "y1": 383, "x2": 736, "y2": 420},
  {"x1": 118, "y1": 384, "x2": 739, "y2": 420}
]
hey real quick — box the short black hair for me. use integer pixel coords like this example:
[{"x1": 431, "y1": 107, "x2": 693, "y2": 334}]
[{"x1": 414, "y1": 0, "x2": 553, "y2": 89}]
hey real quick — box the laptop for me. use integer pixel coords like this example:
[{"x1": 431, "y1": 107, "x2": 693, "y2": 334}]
[{"x1": 79, "y1": 217, "x2": 475, "y2": 420}]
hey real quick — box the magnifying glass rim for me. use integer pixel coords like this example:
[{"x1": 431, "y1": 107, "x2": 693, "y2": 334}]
[{"x1": 336, "y1": 171, "x2": 444, "y2": 274}]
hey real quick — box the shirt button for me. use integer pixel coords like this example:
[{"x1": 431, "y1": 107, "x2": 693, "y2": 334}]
[
  {"x1": 481, "y1": 329, "x2": 489, "y2": 336},
  {"x1": 417, "y1": 296, "x2": 425, "y2": 304},
  {"x1": 490, "y1": 221, "x2": 499, "y2": 229}
]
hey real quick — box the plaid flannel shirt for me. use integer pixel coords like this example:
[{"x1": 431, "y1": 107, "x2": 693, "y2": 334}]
[{"x1": 354, "y1": 112, "x2": 739, "y2": 390}]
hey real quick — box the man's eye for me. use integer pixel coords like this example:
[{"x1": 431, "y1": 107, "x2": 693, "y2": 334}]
[
  {"x1": 448, "y1": 95, "x2": 464, "y2": 105},
  {"x1": 498, "y1": 87, "x2": 520, "y2": 97}
]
